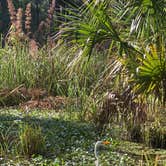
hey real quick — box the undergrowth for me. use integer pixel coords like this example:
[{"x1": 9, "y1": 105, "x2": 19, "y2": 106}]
[{"x1": 0, "y1": 109, "x2": 165, "y2": 165}]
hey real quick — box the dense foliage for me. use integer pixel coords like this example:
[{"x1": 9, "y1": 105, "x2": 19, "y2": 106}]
[
  {"x1": 0, "y1": 0, "x2": 166, "y2": 165},
  {"x1": 58, "y1": 0, "x2": 166, "y2": 105}
]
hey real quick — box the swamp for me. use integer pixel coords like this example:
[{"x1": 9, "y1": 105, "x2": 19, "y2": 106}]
[{"x1": 0, "y1": 0, "x2": 166, "y2": 165}]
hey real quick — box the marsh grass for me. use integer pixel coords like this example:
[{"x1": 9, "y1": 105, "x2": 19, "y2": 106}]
[
  {"x1": 147, "y1": 122, "x2": 166, "y2": 149},
  {"x1": 0, "y1": 42, "x2": 107, "y2": 96},
  {"x1": 0, "y1": 123, "x2": 19, "y2": 156},
  {"x1": 0, "y1": 43, "x2": 68, "y2": 93},
  {"x1": 0, "y1": 21, "x2": 165, "y2": 166},
  {"x1": 0, "y1": 0, "x2": 166, "y2": 165},
  {"x1": 19, "y1": 123, "x2": 46, "y2": 157},
  {"x1": 0, "y1": 41, "x2": 109, "y2": 123}
]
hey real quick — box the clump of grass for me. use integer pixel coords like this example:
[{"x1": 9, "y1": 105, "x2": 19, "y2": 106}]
[
  {"x1": 19, "y1": 123, "x2": 46, "y2": 157},
  {"x1": 147, "y1": 122, "x2": 166, "y2": 149},
  {"x1": 0, "y1": 124, "x2": 18, "y2": 156},
  {"x1": 0, "y1": 43, "x2": 68, "y2": 94},
  {"x1": 127, "y1": 124, "x2": 144, "y2": 143},
  {"x1": 0, "y1": 42, "x2": 108, "y2": 99}
]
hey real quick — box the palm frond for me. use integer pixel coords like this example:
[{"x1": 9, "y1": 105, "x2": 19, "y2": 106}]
[
  {"x1": 116, "y1": 0, "x2": 166, "y2": 40},
  {"x1": 133, "y1": 44, "x2": 166, "y2": 104}
]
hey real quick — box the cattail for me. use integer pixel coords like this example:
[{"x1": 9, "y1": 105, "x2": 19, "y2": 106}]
[
  {"x1": 25, "y1": 3, "x2": 32, "y2": 36},
  {"x1": 16, "y1": 8, "x2": 23, "y2": 35},
  {"x1": 45, "y1": 0, "x2": 56, "y2": 28},
  {"x1": 29, "y1": 39, "x2": 38, "y2": 58},
  {"x1": 6, "y1": 0, "x2": 16, "y2": 26},
  {"x1": 36, "y1": 0, "x2": 55, "y2": 39},
  {"x1": 37, "y1": 21, "x2": 46, "y2": 33},
  {"x1": 47, "y1": 36, "x2": 55, "y2": 49}
]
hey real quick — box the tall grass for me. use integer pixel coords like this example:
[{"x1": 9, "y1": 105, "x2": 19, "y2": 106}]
[
  {"x1": 0, "y1": 41, "x2": 109, "y2": 96},
  {"x1": 0, "y1": 42, "x2": 64, "y2": 92},
  {"x1": 19, "y1": 123, "x2": 46, "y2": 157},
  {"x1": 0, "y1": 124, "x2": 18, "y2": 156}
]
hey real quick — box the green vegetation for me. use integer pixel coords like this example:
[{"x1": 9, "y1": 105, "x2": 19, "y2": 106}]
[
  {"x1": 0, "y1": 109, "x2": 166, "y2": 165},
  {"x1": 0, "y1": 0, "x2": 166, "y2": 165}
]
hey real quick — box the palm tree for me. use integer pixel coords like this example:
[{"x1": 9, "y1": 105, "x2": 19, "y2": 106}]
[
  {"x1": 65, "y1": 0, "x2": 134, "y2": 55},
  {"x1": 58, "y1": 0, "x2": 166, "y2": 96},
  {"x1": 53, "y1": 0, "x2": 166, "y2": 130},
  {"x1": 133, "y1": 42, "x2": 166, "y2": 106}
]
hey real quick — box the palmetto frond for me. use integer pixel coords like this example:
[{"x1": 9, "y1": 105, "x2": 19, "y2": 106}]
[
  {"x1": 133, "y1": 43, "x2": 166, "y2": 104},
  {"x1": 59, "y1": 0, "x2": 136, "y2": 58},
  {"x1": 116, "y1": 0, "x2": 166, "y2": 40}
]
